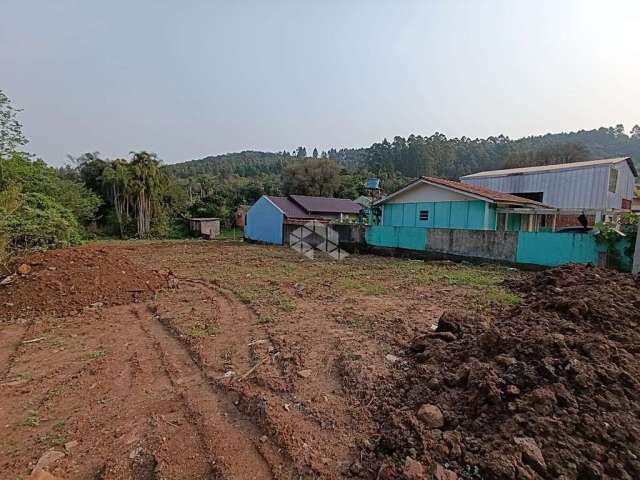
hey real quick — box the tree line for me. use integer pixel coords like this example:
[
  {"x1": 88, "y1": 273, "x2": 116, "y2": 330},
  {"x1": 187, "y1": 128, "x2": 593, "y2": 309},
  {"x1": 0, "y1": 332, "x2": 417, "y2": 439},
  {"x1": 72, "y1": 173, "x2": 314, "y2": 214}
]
[
  {"x1": 169, "y1": 125, "x2": 640, "y2": 181},
  {"x1": 2, "y1": 85, "x2": 640, "y2": 269}
]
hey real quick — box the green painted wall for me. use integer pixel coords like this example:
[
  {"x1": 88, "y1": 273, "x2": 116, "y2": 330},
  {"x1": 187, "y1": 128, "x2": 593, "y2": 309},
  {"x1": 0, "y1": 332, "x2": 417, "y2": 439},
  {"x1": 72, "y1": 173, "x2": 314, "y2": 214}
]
[
  {"x1": 487, "y1": 205, "x2": 497, "y2": 230},
  {"x1": 383, "y1": 200, "x2": 492, "y2": 230},
  {"x1": 515, "y1": 232, "x2": 602, "y2": 266},
  {"x1": 365, "y1": 226, "x2": 427, "y2": 250}
]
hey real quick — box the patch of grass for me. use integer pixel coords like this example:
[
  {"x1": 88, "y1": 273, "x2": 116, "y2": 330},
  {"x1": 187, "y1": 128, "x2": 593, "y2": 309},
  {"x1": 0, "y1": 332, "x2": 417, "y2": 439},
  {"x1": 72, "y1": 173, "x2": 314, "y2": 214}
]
[
  {"x1": 234, "y1": 286, "x2": 261, "y2": 304},
  {"x1": 53, "y1": 420, "x2": 66, "y2": 430},
  {"x1": 216, "y1": 228, "x2": 243, "y2": 240},
  {"x1": 46, "y1": 386, "x2": 63, "y2": 399},
  {"x1": 186, "y1": 323, "x2": 219, "y2": 337},
  {"x1": 360, "y1": 283, "x2": 387, "y2": 295},
  {"x1": 484, "y1": 288, "x2": 522, "y2": 306},
  {"x1": 417, "y1": 267, "x2": 505, "y2": 287},
  {"x1": 20, "y1": 411, "x2": 40, "y2": 427},
  {"x1": 275, "y1": 297, "x2": 296, "y2": 312},
  {"x1": 338, "y1": 277, "x2": 387, "y2": 296},
  {"x1": 256, "y1": 314, "x2": 272, "y2": 325},
  {"x1": 51, "y1": 434, "x2": 67, "y2": 446},
  {"x1": 90, "y1": 350, "x2": 107, "y2": 360}
]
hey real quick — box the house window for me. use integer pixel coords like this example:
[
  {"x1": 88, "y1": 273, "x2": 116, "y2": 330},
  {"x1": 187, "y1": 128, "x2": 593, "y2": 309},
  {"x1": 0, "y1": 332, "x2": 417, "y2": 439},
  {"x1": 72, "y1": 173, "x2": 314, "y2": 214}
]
[
  {"x1": 419, "y1": 210, "x2": 429, "y2": 221},
  {"x1": 496, "y1": 213, "x2": 507, "y2": 231},
  {"x1": 609, "y1": 167, "x2": 618, "y2": 193}
]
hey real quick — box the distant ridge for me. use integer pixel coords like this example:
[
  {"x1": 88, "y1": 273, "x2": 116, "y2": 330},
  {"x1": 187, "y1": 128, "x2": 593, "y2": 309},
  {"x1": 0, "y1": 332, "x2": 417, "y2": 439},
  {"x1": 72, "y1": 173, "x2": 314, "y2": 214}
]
[{"x1": 166, "y1": 126, "x2": 640, "y2": 181}]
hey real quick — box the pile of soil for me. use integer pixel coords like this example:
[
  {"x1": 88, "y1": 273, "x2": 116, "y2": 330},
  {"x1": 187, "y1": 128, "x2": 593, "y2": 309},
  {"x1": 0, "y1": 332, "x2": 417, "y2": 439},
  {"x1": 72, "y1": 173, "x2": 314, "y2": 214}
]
[
  {"x1": 358, "y1": 265, "x2": 640, "y2": 479},
  {"x1": 0, "y1": 246, "x2": 164, "y2": 320}
]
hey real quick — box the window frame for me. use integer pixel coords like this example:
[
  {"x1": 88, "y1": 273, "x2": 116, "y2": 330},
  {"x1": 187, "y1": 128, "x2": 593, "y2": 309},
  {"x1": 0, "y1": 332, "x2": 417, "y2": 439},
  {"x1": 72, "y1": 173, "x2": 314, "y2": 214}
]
[{"x1": 608, "y1": 167, "x2": 618, "y2": 193}]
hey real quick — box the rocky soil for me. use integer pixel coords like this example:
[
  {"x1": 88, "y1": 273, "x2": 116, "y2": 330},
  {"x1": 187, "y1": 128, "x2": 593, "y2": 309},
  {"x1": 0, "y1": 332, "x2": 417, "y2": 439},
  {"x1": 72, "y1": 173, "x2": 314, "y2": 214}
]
[{"x1": 351, "y1": 265, "x2": 640, "y2": 479}]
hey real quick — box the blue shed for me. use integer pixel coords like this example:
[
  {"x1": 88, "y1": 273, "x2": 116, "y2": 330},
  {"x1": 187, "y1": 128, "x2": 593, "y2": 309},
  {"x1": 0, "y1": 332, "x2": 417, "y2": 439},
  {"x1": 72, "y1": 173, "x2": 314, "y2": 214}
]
[
  {"x1": 244, "y1": 196, "x2": 287, "y2": 244},
  {"x1": 244, "y1": 195, "x2": 361, "y2": 245}
]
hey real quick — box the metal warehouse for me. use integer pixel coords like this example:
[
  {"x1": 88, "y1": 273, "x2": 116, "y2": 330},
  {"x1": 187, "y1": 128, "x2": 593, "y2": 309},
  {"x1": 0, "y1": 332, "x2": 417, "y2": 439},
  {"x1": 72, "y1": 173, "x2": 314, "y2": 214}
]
[{"x1": 460, "y1": 157, "x2": 638, "y2": 220}]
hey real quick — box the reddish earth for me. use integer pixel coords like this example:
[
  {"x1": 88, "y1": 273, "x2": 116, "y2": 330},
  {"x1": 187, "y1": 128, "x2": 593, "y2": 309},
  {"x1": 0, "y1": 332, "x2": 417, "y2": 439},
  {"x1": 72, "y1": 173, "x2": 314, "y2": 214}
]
[
  {"x1": 0, "y1": 241, "x2": 637, "y2": 480},
  {"x1": 0, "y1": 246, "x2": 163, "y2": 320}
]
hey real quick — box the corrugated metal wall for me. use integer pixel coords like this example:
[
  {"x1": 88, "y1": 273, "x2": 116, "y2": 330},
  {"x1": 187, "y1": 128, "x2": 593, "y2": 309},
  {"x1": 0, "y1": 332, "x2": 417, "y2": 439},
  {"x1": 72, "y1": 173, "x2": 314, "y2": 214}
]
[{"x1": 462, "y1": 163, "x2": 636, "y2": 210}]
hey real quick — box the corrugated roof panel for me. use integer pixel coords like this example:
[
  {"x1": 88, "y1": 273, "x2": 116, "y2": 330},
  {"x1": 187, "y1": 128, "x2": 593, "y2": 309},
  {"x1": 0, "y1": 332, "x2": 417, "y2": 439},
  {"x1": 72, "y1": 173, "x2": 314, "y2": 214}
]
[{"x1": 461, "y1": 157, "x2": 635, "y2": 178}]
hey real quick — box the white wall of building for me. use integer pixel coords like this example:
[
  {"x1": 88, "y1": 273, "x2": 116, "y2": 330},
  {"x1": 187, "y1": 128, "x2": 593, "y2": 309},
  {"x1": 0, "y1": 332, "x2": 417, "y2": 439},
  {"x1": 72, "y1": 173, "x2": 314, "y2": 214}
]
[
  {"x1": 386, "y1": 181, "x2": 472, "y2": 204},
  {"x1": 462, "y1": 161, "x2": 636, "y2": 210}
]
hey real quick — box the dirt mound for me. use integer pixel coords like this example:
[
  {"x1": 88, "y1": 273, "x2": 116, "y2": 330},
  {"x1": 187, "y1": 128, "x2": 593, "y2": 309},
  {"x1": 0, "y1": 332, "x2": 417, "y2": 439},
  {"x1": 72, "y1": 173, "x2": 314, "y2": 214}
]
[
  {"x1": 0, "y1": 246, "x2": 164, "y2": 320},
  {"x1": 359, "y1": 265, "x2": 640, "y2": 479}
]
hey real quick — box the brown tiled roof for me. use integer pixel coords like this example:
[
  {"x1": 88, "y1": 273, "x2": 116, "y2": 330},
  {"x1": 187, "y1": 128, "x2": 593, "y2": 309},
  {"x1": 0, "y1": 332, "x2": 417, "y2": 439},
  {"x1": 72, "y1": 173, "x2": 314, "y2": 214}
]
[
  {"x1": 289, "y1": 195, "x2": 362, "y2": 214},
  {"x1": 374, "y1": 176, "x2": 550, "y2": 207},
  {"x1": 422, "y1": 177, "x2": 547, "y2": 205}
]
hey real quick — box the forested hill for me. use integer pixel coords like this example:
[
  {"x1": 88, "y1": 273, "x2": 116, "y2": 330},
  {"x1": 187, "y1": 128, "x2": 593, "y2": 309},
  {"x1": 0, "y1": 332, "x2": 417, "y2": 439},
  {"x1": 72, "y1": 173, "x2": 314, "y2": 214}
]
[{"x1": 167, "y1": 125, "x2": 640, "y2": 180}]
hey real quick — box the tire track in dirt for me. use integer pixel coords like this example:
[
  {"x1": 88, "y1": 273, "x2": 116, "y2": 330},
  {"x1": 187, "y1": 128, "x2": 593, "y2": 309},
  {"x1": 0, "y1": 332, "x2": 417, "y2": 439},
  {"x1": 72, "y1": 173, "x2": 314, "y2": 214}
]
[
  {"x1": 0, "y1": 324, "x2": 27, "y2": 382},
  {"x1": 134, "y1": 303, "x2": 283, "y2": 480},
  {"x1": 161, "y1": 276, "x2": 361, "y2": 479}
]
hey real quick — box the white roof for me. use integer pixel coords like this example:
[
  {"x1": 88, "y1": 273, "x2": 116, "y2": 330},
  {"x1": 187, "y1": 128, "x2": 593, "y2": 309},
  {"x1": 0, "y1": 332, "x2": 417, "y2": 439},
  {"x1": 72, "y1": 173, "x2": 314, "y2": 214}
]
[{"x1": 461, "y1": 157, "x2": 637, "y2": 179}]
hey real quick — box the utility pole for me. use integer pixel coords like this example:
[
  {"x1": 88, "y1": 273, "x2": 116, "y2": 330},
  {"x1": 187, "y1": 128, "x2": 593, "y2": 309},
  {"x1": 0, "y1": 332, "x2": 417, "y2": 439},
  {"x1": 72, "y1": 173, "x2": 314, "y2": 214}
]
[{"x1": 633, "y1": 222, "x2": 640, "y2": 274}]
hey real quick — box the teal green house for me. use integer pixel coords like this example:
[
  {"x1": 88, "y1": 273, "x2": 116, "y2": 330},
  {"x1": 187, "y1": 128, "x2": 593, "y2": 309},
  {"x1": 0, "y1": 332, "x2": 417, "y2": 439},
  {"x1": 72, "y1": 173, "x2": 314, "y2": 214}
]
[{"x1": 367, "y1": 176, "x2": 616, "y2": 268}]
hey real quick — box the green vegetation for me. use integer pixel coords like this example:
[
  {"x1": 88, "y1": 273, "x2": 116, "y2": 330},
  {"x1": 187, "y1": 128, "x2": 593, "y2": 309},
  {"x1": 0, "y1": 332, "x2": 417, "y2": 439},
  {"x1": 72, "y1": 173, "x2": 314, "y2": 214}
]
[
  {"x1": 392, "y1": 261, "x2": 521, "y2": 305},
  {"x1": 594, "y1": 213, "x2": 638, "y2": 271},
  {"x1": 90, "y1": 350, "x2": 107, "y2": 360},
  {"x1": 20, "y1": 410, "x2": 40, "y2": 427},
  {"x1": 186, "y1": 323, "x2": 219, "y2": 337}
]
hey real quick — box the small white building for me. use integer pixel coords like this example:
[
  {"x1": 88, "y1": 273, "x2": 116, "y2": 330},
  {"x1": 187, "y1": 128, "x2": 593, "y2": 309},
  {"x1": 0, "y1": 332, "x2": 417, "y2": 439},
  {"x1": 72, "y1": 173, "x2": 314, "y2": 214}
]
[{"x1": 460, "y1": 157, "x2": 638, "y2": 222}]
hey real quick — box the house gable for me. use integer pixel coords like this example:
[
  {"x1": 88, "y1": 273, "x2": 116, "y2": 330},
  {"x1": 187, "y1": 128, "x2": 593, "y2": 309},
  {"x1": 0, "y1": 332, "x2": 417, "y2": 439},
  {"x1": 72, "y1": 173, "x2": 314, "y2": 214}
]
[{"x1": 384, "y1": 180, "x2": 479, "y2": 204}]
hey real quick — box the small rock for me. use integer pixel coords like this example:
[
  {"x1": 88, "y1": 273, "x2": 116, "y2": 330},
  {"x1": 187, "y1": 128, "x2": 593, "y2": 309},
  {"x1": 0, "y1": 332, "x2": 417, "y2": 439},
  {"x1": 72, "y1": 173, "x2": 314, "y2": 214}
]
[
  {"x1": 430, "y1": 332, "x2": 457, "y2": 342},
  {"x1": 514, "y1": 437, "x2": 546, "y2": 473},
  {"x1": 129, "y1": 446, "x2": 143, "y2": 459},
  {"x1": 33, "y1": 449, "x2": 65, "y2": 471},
  {"x1": 64, "y1": 440, "x2": 79, "y2": 451},
  {"x1": 403, "y1": 456, "x2": 426, "y2": 479},
  {"x1": 18, "y1": 263, "x2": 32, "y2": 275},
  {"x1": 385, "y1": 354, "x2": 400, "y2": 363},
  {"x1": 0, "y1": 274, "x2": 16, "y2": 285},
  {"x1": 90, "y1": 302, "x2": 103, "y2": 308},
  {"x1": 505, "y1": 385, "x2": 520, "y2": 397},
  {"x1": 416, "y1": 404, "x2": 444, "y2": 428},
  {"x1": 259, "y1": 435, "x2": 268, "y2": 443},
  {"x1": 433, "y1": 463, "x2": 458, "y2": 480},
  {"x1": 297, "y1": 369, "x2": 312, "y2": 378}
]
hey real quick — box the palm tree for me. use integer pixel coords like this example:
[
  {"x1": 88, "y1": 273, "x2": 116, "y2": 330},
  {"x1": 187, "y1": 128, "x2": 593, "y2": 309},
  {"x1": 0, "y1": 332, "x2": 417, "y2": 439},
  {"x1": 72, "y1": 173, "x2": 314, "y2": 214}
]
[
  {"x1": 100, "y1": 158, "x2": 131, "y2": 238},
  {"x1": 129, "y1": 151, "x2": 165, "y2": 238}
]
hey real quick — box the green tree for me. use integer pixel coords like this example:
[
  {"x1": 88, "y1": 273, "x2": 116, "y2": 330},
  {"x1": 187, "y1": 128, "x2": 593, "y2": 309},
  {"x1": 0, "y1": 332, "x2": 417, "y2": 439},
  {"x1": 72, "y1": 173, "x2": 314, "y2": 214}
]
[
  {"x1": 295, "y1": 146, "x2": 307, "y2": 158},
  {"x1": 312, "y1": 147, "x2": 319, "y2": 158},
  {"x1": 282, "y1": 158, "x2": 340, "y2": 196},
  {"x1": 0, "y1": 90, "x2": 28, "y2": 159},
  {"x1": 100, "y1": 158, "x2": 132, "y2": 237},
  {"x1": 129, "y1": 151, "x2": 166, "y2": 238}
]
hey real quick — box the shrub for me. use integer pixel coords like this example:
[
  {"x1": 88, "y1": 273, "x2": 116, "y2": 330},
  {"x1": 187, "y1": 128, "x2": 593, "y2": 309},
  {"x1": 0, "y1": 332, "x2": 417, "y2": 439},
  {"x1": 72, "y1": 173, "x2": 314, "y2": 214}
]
[{"x1": 1, "y1": 192, "x2": 83, "y2": 250}]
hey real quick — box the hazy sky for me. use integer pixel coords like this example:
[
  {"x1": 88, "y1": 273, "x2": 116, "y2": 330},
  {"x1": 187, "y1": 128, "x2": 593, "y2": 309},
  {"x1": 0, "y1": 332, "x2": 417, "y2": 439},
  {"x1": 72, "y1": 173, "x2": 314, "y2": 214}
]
[{"x1": 2, "y1": 0, "x2": 640, "y2": 166}]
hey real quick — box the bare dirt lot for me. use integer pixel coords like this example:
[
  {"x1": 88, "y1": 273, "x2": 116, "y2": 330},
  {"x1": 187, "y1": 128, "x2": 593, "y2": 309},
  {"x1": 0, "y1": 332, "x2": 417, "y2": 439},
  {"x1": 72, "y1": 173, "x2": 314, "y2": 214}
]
[{"x1": 1, "y1": 240, "x2": 638, "y2": 480}]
